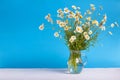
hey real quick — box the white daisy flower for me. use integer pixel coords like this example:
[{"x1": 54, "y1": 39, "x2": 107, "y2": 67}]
[
  {"x1": 64, "y1": 26, "x2": 70, "y2": 31},
  {"x1": 57, "y1": 12, "x2": 64, "y2": 18},
  {"x1": 86, "y1": 17, "x2": 91, "y2": 21},
  {"x1": 86, "y1": 10, "x2": 92, "y2": 14},
  {"x1": 88, "y1": 30, "x2": 93, "y2": 35},
  {"x1": 54, "y1": 32, "x2": 59, "y2": 37},
  {"x1": 45, "y1": 14, "x2": 53, "y2": 24},
  {"x1": 90, "y1": 4, "x2": 95, "y2": 7},
  {"x1": 71, "y1": 35, "x2": 76, "y2": 40},
  {"x1": 84, "y1": 35, "x2": 90, "y2": 40},
  {"x1": 100, "y1": 26, "x2": 106, "y2": 31},
  {"x1": 72, "y1": 5, "x2": 77, "y2": 10},
  {"x1": 91, "y1": 7, "x2": 96, "y2": 11},
  {"x1": 45, "y1": 13, "x2": 51, "y2": 19},
  {"x1": 92, "y1": 20, "x2": 99, "y2": 26},
  {"x1": 90, "y1": 4, "x2": 95, "y2": 11},
  {"x1": 69, "y1": 38, "x2": 74, "y2": 43},
  {"x1": 111, "y1": 23, "x2": 115, "y2": 28},
  {"x1": 68, "y1": 14, "x2": 75, "y2": 18},
  {"x1": 68, "y1": 11, "x2": 75, "y2": 18},
  {"x1": 69, "y1": 35, "x2": 76, "y2": 43},
  {"x1": 83, "y1": 32, "x2": 88, "y2": 36},
  {"x1": 76, "y1": 26, "x2": 83, "y2": 33},
  {"x1": 64, "y1": 7, "x2": 70, "y2": 13},
  {"x1": 39, "y1": 23, "x2": 44, "y2": 30},
  {"x1": 57, "y1": 8, "x2": 62, "y2": 13},
  {"x1": 48, "y1": 18, "x2": 53, "y2": 24},
  {"x1": 59, "y1": 22, "x2": 66, "y2": 27},
  {"x1": 77, "y1": 7, "x2": 80, "y2": 10}
]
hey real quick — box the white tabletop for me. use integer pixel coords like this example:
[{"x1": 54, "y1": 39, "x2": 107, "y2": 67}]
[{"x1": 0, "y1": 68, "x2": 120, "y2": 80}]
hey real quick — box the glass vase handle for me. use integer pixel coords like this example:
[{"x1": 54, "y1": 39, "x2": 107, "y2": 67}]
[{"x1": 81, "y1": 53, "x2": 87, "y2": 66}]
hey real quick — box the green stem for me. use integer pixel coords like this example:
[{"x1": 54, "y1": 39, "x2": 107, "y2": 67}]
[{"x1": 68, "y1": 50, "x2": 82, "y2": 72}]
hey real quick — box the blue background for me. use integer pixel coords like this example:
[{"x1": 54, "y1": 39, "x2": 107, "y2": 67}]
[{"x1": 0, "y1": 0, "x2": 120, "y2": 68}]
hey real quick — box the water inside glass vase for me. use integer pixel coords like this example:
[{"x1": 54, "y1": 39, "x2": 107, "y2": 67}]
[{"x1": 67, "y1": 50, "x2": 87, "y2": 74}]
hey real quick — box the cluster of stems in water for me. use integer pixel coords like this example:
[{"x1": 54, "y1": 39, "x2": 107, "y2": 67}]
[{"x1": 68, "y1": 50, "x2": 82, "y2": 72}]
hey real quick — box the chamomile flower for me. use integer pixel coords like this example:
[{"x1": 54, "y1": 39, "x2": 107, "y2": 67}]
[
  {"x1": 54, "y1": 32, "x2": 59, "y2": 37},
  {"x1": 83, "y1": 32, "x2": 88, "y2": 36},
  {"x1": 69, "y1": 35, "x2": 76, "y2": 43},
  {"x1": 88, "y1": 30, "x2": 93, "y2": 35},
  {"x1": 68, "y1": 11, "x2": 75, "y2": 18},
  {"x1": 111, "y1": 23, "x2": 115, "y2": 28},
  {"x1": 57, "y1": 8, "x2": 62, "y2": 13},
  {"x1": 45, "y1": 13, "x2": 50, "y2": 19},
  {"x1": 84, "y1": 35, "x2": 90, "y2": 40},
  {"x1": 57, "y1": 12, "x2": 64, "y2": 18},
  {"x1": 92, "y1": 20, "x2": 99, "y2": 26},
  {"x1": 64, "y1": 7, "x2": 70, "y2": 13},
  {"x1": 86, "y1": 10, "x2": 92, "y2": 14},
  {"x1": 39, "y1": 23, "x2": 44, "y2": 30},
  {"x1": 59, "y1": 22, "x2": 66, "y2": 27},
  {"x1": 64, "y1": 26, "x2": 70, "y2": 31},
  {"x1": 76, "y1": 26, "x2": 83, "y2": 33},
  {"x1": 91, "y1": 7, "x2": 96, "y2": 11},
  {"x1": 69, "y1": 38, "x2": 74, "y2": 43},
  {"x1": 45, "y1": 14, "x2": 53, "y2": 24},
  {"x1": 90, "y1": 4, "x2": 95, "y2": 11},
  {"x1": 79, "y1": 15, "x2": 83, "y2": 18},
  {"x1": 71, "y1": 35, "x2": 76, "y2": 40},
  {"x1": 90, "y1": 4, "x2": 95, "y2": 7},
  {"x1": 77, "y1": 7, "x2": 80, "y2": 10},
  {"x1": 100, "y1": 26, "x2": 106, "y2": 31},
  {"x1": 68, "y1": 14, "x2": 74, "y2": 18},
  {"x1": 86, "y1": 17, "x2": 91, "y2": 21},
  {"x1": 72, "y1": 5, "x2": 77, "y2": 10},
  {"x1": 48, "y1": 18, "x2": 53, "y2": 24}
]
